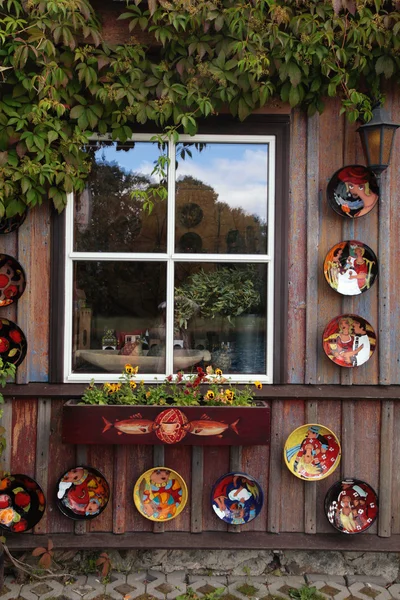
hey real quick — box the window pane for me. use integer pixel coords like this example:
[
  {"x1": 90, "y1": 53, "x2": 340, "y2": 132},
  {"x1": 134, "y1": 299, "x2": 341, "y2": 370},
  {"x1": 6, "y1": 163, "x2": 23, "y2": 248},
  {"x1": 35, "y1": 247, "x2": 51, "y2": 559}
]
[
  {"x1": 74, "y1": 142, "x2": 167, "y2": 253},
  {"x1": 72, "y1": 261, "x2": 166, "y2": 374},
  {"x1": 174, "y1": 263, "x2": 268, "y2": 374},
  {"x1": 175, "y1": 143, "x2": 268, "y2": 254}
]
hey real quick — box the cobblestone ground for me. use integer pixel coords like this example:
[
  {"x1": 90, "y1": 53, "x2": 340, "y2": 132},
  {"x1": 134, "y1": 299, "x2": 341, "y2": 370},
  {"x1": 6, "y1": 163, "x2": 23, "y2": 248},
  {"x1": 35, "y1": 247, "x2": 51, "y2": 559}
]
[{"x1": 0, "y1": 571, "x2": 398, "y2": 600}]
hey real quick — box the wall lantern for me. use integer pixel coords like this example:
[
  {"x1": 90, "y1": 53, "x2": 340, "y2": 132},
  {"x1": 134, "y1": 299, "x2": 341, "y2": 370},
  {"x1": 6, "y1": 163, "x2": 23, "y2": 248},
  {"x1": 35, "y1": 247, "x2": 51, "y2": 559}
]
[{"x1": 357, "y1": 105, "x2": 400, "y2": 177}]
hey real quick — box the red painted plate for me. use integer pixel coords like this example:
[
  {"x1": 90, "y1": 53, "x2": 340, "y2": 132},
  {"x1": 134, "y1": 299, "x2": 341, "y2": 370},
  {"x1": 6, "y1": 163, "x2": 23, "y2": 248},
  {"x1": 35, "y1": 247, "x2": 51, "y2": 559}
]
[
  {"x1": 0, "y1": 474, "x2": 46, "y2": 533},
  {"x1": 56, "y1": 466, "x2": 110, "y2": 520},
  {"x1": 322, "y1": 314, "x2": 376, "y2": 368},
  {"x1": 0, "y1": 255, "x2": 26, "y2": 307},
  {"x1": 325, "y1": 479, "x2": 378, "y2": 534},
  {"x1": 323, "y1": 241, "x2": 378, "y2": 296},
  {"x1": 0, "y1": 319, "x2": 27, "y2": 367}
]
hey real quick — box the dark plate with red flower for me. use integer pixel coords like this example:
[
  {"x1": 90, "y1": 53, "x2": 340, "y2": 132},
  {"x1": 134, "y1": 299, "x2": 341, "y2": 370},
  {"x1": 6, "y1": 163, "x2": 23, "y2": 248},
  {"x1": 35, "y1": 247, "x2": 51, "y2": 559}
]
[
  {"x1": 211, "y1": 472, "x2": 264, "y2": 525},
  {"x1": 0, "y1": 255, "x2": 26, "y2": 307},
  {"x1": 324, "y1": 478, "x2": 378, "y2": 534},
  {"x1": 0, "y1": 319, "x2": 27, "y2": 367},
  {"x1": 56, "y1": 466, "x2": 110, "y2": 520},
  {"x1": 0, "y1": 474, "x2": 46, "y2": 532},
  {"x1": 327, "y1": 165, "x2": 379, "y2": 219}
]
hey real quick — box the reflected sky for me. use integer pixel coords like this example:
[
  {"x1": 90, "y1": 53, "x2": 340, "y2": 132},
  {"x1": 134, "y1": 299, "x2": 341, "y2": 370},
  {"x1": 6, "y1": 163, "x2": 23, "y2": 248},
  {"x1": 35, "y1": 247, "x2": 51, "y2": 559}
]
[{"x1": 93, "y1": 141, "x2": 269, "y2": 220}]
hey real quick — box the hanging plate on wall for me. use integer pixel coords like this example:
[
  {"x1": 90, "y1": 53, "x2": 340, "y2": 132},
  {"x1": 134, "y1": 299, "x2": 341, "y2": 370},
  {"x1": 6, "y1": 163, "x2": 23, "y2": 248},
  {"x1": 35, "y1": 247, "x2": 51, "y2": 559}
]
[
  {"x1": 323, "y1": 241, "x2": 378, "y2": 296},
  {"x1": 327, "y1": 165, "x2": 379, "y2": 218},
  {"x1": 0, "y1": 208, "x2": 28, "y2": 235},
  {"x1": 56, "y1": 466, "x2": 110, "y2": 520},
  {"x1": 322, "y1": 314, "x2": 376, "y2": 368},
  {"x1": 284, "y1": 424, "x2": 341, "y2": 481},
  {"x1": 0, "y1": 319, "x2": 27, "y2": 367},
  {"x1": 211, "y1": 472, "x2": 264, "y2": 525},
  {"x1": 324, "y1": 478, "x2": 378, "y2": 534},
  {"x1": 133, "y1": 467, "x2": 188, "y2": 522},
  {"x1": 0, "y1": 474, "x2": 46, "y2": 532},
  {"x1": 0, "y1": 255, "x2": 26, "y2": 307}
]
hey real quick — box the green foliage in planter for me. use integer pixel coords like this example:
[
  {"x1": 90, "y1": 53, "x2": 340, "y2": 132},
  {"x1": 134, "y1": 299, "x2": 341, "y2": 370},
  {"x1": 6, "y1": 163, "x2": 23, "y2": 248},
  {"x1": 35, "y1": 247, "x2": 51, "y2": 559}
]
[
  {"x1": 1, "y1": 0, "x2": 400, "y2": 214},
  {"x1": 80, "y1": 364, "x2": 262, "y2": 407}
]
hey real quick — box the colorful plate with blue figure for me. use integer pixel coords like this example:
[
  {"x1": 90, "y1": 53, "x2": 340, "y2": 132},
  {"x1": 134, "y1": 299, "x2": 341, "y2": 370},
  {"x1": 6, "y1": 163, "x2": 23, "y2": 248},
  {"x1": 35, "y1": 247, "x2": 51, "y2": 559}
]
[
  {"x1": 0, "y1": 474, "x2": 46, "y2": 532},
  {"x1": 56, "y1": 466, "x2": 110, "y2": 520},
  {"x1": 211, "y1": 472, "x2": 263, "y2": 525},
  {"x1": 133, "y1": 467, "x2": 188, "y2": 522},
  {"x1": 284, "y1": 424, "x2": 341, "y2": 481},
  {"x1": 324, "y1": 478, "x2": 378, "y2": 534}
]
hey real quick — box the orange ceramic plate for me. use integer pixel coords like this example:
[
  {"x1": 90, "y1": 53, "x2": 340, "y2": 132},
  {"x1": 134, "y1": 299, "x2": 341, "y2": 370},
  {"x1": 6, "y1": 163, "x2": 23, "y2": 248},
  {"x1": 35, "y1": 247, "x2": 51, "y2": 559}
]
[
  {"x1": 284, "y1": 424, "x2": 341, "y2": 481},
  {"x1": 133, "y1": 467, "x2": 188, "y2": 522}
]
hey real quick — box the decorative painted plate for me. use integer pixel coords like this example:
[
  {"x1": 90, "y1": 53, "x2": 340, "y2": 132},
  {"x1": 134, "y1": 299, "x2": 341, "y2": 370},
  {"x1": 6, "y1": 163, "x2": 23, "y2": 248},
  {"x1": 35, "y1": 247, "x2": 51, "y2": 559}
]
[
  {"x1": 327, "y1": 165, "x2": 379, "y2": 218},
  {"x1": 324, "y1": 478, "x2": 378, "y2": 534},
  {"x1": 56, "y1": 466, "x2": 110, "y2": 520},
  {"x1": 322, "y1": 314, "x2": 376, "y2": 368},
  {"x1": 0, "y1": 255, "x2": 26, "y2": 307},
  {"x1": 323, "y1": 241, "x2": 378, "y2": 296},
  {"x1": 133, "y1": 467, "x2": 188, "y2": 522},
  {"x1": 0, "y1": 209, "x2": 28, "y2": 234},
  {"x1": 0, "y1": 319, "x2": 27, "y2": 367},
  {"x1": 284, "y1": 424, "x2": 341, "y2": 481},
  {"x1": 0, "y1": 474, "x2": 46, "y2": 532},
  {"x1": 211, "y1": 472, "x2": 264, "y2": 525}
]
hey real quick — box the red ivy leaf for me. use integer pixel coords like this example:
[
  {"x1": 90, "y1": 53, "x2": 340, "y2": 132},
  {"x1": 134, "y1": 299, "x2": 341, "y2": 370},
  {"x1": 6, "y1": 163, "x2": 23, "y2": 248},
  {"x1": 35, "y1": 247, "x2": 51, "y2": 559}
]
[
  {"x1": 32, "y1": 547, "x2": 47, "y2": 557},
  {"x1": 39, "y1": 552, "x2": 52, "y2": 569}
]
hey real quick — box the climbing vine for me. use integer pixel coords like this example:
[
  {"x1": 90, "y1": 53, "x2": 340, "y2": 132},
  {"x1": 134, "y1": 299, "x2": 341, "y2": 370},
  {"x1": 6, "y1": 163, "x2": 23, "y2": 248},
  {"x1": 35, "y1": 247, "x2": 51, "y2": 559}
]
[{"x1": 1, "y1": 0, "x2": 400, "y2": 215}]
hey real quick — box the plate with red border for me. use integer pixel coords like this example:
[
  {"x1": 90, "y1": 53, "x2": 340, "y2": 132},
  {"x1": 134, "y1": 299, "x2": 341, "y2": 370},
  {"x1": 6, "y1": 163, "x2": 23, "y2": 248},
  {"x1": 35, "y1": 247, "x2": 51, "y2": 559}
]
[
  {"x1": 322, "y1": 314, "x2": 376, "y2": 368},
  {"x1": 324, "y1": 478, "x2": 378, "y2": 534},
  {"x1": 211, "y1": 472, "x2": 264, "y2": 524},
  {"x1": 133, "y1": 467, "x2": 188, "y2": 522},
  {"x1": 323, "y1": 241, "x2": 378, "y2": 296},
  {"x1": 56, "y1": 466, "x2": 110, "y2": 520},
  {"x1": 284, "y1": 424, "x2": 341, "y2": 481},
  {"x1": 0, "y1": 474, "x2": 46, "y2": 532}
]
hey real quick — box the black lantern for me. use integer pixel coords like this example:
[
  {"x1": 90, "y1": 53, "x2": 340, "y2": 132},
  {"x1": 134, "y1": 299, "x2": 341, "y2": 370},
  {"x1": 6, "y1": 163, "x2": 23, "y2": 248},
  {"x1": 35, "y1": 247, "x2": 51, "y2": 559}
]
[{"x1": 357, "y1": 105, "x2": 400, "y2": 176}]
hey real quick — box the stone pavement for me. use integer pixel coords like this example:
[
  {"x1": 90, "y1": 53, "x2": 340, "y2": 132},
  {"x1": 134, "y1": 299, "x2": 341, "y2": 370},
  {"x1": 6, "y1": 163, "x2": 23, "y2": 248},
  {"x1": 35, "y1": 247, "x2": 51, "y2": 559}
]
[{"x1": 1, "y1": 570, "x2": 398, "y2": 600}]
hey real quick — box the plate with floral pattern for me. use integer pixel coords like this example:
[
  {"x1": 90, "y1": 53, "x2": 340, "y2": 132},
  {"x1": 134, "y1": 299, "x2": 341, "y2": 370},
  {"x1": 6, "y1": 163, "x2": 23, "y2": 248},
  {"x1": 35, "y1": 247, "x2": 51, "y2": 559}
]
[
  {"x1": 0, "y1": 474, "x2": 46, "y2": 532},
  {"x1": 0, "y1": 255, "x2": 26, "y2": 307},
  {"x1": 0, "y1": 319, "x2": 27, "y2": 367}
]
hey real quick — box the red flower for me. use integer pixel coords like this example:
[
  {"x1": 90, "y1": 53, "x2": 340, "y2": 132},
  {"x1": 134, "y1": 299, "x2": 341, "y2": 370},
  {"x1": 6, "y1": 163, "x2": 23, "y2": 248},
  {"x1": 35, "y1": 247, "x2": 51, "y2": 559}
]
[
  {"x1": 9, "y1": 329, "x2": 22, "y2": 343},
  {"x1": 0, "y1": 275, "x2": 9, "y2": 288},
  {"x1": 4, "y1": 285, "x2": 18, "y2": 299},
  {"x1": 0, "y1": 494, "x2": 11, "y2": 509},
  {"x1": 14, "y1": 491, "x2": 30, "y2": 508},
  {"x1": 0, "y1": 337, "x2": 9, "y2": 353},
  {"x1": 12, "y1": 519, "x2": 28, "y2": 532}
]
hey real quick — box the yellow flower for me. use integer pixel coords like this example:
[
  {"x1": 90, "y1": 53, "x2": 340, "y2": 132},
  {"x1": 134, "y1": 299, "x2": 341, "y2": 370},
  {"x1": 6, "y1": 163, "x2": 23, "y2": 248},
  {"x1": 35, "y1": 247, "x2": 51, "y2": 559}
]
[
  {"x1": 254, "y1": 381, "x2": 262, "y2": 390},
  {"x1": 133, "y1": 366, "x2": 139, "y2": 374},
  {"x1": 104, "y1": 383, "x2": 111, "y2": 390},
  {"x1": 205, "y1": 390, "x2": 215, "y2": 400},
  {"x1": 125, "y1": 364, "x2": 134, "y2": 374},
  {"x1": 130, "y1": 381, "x2": 137, "y2": 389},
  {"x1": 225, "y1": 389, "x2": 234, "y2": 401},
  {"x1": 146, "y1": 391, "x2": 151, "y2": 398},
  {"x1": 215, "y1": 368, "x2": 223, "y2": 376}
]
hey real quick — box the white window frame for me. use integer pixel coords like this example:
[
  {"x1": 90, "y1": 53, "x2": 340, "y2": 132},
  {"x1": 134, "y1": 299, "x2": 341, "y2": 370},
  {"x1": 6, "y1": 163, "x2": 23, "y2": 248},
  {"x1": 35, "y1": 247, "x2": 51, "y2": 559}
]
[{"x1": 64, "y1": 133, "x2": 276, "y2": 383}]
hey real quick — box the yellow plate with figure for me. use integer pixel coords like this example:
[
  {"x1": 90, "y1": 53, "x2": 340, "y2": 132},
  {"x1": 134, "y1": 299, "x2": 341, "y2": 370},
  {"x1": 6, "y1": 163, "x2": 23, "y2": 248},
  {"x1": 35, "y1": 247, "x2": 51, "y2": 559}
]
[
  {"x1": 133, "y1": 467, "x2": 188, "y2": 522},
  {"x1": 284, "y1": 424, "x2": 341, "y2": 481}
]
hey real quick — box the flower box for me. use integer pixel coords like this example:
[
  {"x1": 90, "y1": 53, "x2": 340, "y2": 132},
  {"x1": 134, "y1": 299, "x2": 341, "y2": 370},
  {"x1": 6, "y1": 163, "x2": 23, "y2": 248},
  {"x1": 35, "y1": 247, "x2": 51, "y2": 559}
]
[{"x1": 62, "y1": 401, "x2": 270, "y2": 446}]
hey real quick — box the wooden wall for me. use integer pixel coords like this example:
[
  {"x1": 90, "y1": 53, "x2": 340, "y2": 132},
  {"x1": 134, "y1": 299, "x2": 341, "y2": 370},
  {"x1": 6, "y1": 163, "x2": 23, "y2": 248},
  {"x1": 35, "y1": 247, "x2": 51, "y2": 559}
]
[{"x1": 2, "y1": 89, "x2": 400, "y2": 548}]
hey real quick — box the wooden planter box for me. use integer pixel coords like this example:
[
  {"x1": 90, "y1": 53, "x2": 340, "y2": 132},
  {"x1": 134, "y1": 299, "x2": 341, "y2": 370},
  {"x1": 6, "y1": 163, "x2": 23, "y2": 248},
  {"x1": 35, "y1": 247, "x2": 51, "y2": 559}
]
[{"x1": 62, "y1": 402, "x2": 270, "y2": 446}]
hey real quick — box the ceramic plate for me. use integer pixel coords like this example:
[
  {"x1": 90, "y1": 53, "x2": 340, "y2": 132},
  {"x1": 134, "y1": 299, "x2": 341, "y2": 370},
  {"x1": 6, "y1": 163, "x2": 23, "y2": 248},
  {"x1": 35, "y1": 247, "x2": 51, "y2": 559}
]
[
  {"x1": 327, "y1": 165, "x2": 379, "y2": 218},
  {"x1": 323, "y1": 241, "x2": 378, "y2": 296},
  {"x1": 0, "y1": 474, "x2": 45, "y2": 532},
  {"x1": 322, "y1": 314, "x2": 376, "y2": 368},
  {"x1": 56, "y1": 466, "x2": 110, "y2": 520},
  {"x1": 324, "y1": 478, "x2": 378, "y2": 534},
  {"x1": 211, "y1": 472, "x2": 263, "y2": 525},
  {"x1": 284, "y1": 424, "x2": 341, "y2": 481},
  {"x1": 133, "y1": 467, "x2": 188, "y2": 522},
  {"x1": 0, "y1": 255, "x2": 26, "y2": 307},
  {"x1": 0, "y1": 319, "x2": 27, "y2": 367},
  {"x1": 0, "y1": 209, "x2": 28, "y2": 235}
]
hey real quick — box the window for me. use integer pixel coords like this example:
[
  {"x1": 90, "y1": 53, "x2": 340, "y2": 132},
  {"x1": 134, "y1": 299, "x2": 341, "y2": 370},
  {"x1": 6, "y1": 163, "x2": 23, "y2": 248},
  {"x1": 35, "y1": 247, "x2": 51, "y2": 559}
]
[{"x1": 62, "y1": 125, "x2": 286, "y2": 384}]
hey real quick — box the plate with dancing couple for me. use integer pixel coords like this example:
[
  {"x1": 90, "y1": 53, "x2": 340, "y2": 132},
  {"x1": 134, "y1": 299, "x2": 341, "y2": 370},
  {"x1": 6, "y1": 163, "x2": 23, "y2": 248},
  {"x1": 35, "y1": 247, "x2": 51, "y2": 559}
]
[{"x1": 322, "y1": 314, "x2": 376, "y2": 368}]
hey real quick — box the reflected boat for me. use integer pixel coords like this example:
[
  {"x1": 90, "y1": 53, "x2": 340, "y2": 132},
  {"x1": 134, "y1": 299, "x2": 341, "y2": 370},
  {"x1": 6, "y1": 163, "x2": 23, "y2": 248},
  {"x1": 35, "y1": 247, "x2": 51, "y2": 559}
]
[{"x1": 75, "y1": 348, "x2": 210, "y2": 372}]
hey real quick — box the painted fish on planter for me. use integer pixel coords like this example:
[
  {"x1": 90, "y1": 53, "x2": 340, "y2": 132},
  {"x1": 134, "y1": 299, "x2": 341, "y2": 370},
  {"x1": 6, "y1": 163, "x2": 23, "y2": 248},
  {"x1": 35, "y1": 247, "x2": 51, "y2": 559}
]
[{"x1": 101, "y1": 409, "x2": 240, "y2": 444}]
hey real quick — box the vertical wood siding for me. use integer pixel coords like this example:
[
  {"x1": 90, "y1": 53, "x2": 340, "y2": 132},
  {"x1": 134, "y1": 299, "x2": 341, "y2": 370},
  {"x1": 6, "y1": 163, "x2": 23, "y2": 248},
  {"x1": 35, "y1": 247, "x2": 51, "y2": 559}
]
[{"x1": 1, "y1": 94, "x2": 400, "y2": 540}]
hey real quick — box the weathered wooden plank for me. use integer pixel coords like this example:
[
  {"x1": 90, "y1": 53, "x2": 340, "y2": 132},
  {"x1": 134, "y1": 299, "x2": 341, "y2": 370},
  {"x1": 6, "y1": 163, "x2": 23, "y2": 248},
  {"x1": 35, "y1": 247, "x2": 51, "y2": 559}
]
[
  {"x1": 152, "y1": 445, "x2": 165, "y2": 533},
  {"x1": 341, "y1": 399, "x2": 355, "y2": 478},
  {"x1": 74, "y1": 445, "x2": 88, "y2": 536},
  {"x1": 113, "y1": 445, "x2": 127, "y2": 534},
  {"x1": 304, "y1": 400, "x2": 318, "y2": 534},
  {"x1": 11, "y1": 398, "x2": 37, "y2": 475},
  {"x1": 305, "y1": 113, "x2": 320, "y2": 385},
  {"x1": 267, "y1": 399, "x2": 284, "y2": 533},
  {"x1": 203, "y1": 446, "x2": 229, "y2": 532},
  {"x1": 164, "y1": 445, "x2": 191, "y2": 532},
  {"x1": 87, "y1": 445, "x2": 114, "y2": 533},
  {"x1": 0, "y1": 399, "x2": 12, "y2": 474},
  {"x1": 126, "y1": 445, "x2": 153, "y2": 532},
  {"x1": 287, "y1": 108, "x2": 307, "y2": 383},
  {"x1": 34, "y1": 398, "x2": 51, "y2": 535},
  {"x1": 191, "y1": 447, "x2": 204, "y2": 533},
  {"x1": 228, "y1": 446, "x2": 242, "y2": 533},
  {"x1": 17, "y1": 203, "x2": 51, "y2": 383},
  {"x1": 280, "y1": 400, "x2": 305, "y2": 532},
  {"x1": 391, "y1": 402, "x2": 400, "y2": 533},
  {"x1": 378, "y1": 400, "x2": 393, "y2": 537},
  {"x1": 242, "y1": 444, "x2": 269, "y2": 532}
]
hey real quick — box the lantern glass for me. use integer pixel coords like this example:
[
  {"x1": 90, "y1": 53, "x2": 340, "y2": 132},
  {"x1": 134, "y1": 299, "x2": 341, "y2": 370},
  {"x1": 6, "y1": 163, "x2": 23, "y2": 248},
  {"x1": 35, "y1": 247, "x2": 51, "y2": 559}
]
[{"x1": 357, "y1": 106, "x2": 400, "y2": 174}]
